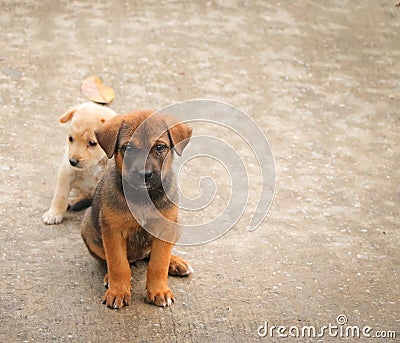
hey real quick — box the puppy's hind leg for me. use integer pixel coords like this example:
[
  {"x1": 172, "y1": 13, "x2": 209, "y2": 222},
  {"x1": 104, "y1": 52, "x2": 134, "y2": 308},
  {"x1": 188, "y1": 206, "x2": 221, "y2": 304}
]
[
  {"x1": 169, "y1": 255, "x2": 193, "y2": 277},
  {"x1": 81, "y1": 208, "x2": 109, "y2": 287},
  {"x1": 81, "y1": 207, "x2": 106, "y2": 262}
]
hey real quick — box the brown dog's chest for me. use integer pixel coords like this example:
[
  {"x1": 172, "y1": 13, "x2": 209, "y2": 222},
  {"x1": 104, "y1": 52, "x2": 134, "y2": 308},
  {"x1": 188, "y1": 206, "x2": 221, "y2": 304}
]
[{"x1": 126, "y1": 227, "x2": 153, "y2": 263}]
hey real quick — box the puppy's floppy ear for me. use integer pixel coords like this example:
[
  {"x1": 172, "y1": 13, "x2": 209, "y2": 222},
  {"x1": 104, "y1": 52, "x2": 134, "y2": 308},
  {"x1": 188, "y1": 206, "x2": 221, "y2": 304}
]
[
  {"x1": 164, "y1": 115, "x2": 193, "y2": 156},
  {"x1": 95, "y1": 115, "x2": 123, "y2": 159},
  {"x1": 59, "y1": 107, "x2": 77, "y2": 123}
]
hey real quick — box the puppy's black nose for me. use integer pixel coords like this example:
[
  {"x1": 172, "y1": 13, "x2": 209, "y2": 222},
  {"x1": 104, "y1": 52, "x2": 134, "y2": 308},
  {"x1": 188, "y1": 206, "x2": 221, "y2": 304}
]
[
  {"x1": 137, "y1": 169, "x2": 153, "y2": 178},
  {"x1": 69, "y1": 158, "x2": 79, "y2": 167}
]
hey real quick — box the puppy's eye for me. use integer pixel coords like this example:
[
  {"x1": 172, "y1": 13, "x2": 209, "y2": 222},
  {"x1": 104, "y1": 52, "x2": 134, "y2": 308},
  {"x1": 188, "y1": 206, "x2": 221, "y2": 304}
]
[
  {"x1": 69, "y1": 136, "x2": 74, "y2": 143},
  {"x1": 121, "y1": 144, "x2": 133, "y2": 153},
  {"x1": 156, "y1": 144, "x2": 166, "y2": 153},
  {"x1": 88, "y1": 141, "x2": 97, "y2": 147}
]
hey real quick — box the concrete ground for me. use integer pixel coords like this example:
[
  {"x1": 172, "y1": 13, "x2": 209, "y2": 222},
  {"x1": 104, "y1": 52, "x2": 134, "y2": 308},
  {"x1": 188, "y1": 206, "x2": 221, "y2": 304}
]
[{"x1": 1, "y1": 1, "x2": 399, "y2": 342}]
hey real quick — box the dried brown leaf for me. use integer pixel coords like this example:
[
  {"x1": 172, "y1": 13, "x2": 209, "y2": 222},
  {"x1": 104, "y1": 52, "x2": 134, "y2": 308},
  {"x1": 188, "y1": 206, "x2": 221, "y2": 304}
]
[{"x1": 80, "y1": 76, "x2": 115, "y2": 104}]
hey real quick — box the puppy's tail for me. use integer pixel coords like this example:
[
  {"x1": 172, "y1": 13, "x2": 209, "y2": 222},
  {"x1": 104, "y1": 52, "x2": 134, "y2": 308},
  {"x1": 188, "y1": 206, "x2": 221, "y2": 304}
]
[{"x1": 69, "y1": 198, "x2": 92, "y2": 211}]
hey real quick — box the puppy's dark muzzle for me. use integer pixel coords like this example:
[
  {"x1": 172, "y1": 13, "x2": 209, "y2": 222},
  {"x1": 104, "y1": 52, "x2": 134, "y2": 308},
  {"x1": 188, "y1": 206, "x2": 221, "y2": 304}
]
[
  {"x1": 137, "y1": 168, "x2": 153, "y2": 179},
  {"x1": 125, "y1": 167, "x2": 158, "y2": 190}
]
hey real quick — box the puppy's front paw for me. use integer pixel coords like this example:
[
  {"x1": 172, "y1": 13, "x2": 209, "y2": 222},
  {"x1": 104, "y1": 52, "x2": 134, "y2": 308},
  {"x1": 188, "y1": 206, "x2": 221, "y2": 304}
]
[
  {"x1": 42, "y1": 210, "x2": 64, "y2": 225},
  {"x1": 146, "y1": 288, "x2": 175, "y2": 307},
  {"x1": 169, "y1": 255, "x2": 193, "y2": 276},
  {"x1": 102, "y1": 283, "x2": 131, "y2": 309}
]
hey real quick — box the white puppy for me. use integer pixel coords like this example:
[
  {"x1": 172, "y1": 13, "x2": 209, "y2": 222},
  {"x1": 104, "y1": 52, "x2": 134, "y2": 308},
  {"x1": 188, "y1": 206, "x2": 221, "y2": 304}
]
[{"x1": 42, "y1": 102, "x2": 117, "y2": 225}]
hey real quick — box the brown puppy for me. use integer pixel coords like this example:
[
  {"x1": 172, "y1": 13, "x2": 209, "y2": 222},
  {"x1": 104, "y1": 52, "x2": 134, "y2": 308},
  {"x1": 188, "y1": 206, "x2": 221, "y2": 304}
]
[{"x1": 81, "y1": 110, "x2": 193, "y2": 309}]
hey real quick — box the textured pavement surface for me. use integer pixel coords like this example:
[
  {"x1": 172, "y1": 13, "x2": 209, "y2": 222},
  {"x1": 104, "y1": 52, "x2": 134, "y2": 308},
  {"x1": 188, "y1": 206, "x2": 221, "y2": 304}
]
[{"x1": 1, "y1": 1, "x2": 399, "y2": 342}]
